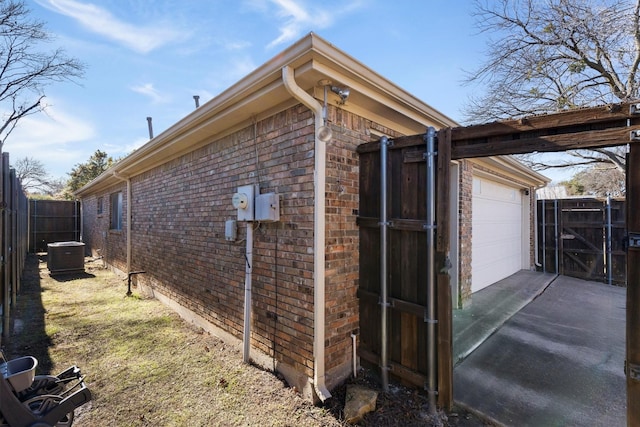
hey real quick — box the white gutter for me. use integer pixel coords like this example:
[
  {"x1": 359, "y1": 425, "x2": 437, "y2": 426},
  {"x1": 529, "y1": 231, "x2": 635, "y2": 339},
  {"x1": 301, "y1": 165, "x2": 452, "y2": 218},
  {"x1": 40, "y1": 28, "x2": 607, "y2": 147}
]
[
  {"x1": 113, "y1": 172, "x2": 132, "y2": 273},
  {"x1": 281, "y1": 65, "x2": 331, "y2": 402}
]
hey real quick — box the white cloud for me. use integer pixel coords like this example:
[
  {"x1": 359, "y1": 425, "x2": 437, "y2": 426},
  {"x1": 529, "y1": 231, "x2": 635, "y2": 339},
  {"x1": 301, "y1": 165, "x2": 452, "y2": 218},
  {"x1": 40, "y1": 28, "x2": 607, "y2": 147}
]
[
  {"x1": 36, "y1": 0, "x2": 186, "y2": 53},
  {"x1": 130, "y1": 83, "x2": 168, "y2": 104},
  {"x1": 10, "y1": 105, "x2": 94, "y2": 148},
  {"x1": 247, "y1": 0, "x2": 361, "y2": 49},
  {"x1": 6, "y1": 102, "x2": 96, "y2": 177}
]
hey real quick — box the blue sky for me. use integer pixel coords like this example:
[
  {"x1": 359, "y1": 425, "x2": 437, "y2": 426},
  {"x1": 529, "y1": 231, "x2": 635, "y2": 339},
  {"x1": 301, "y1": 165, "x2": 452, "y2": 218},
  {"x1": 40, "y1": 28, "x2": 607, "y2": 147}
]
[{"x1": 8, "y1": 0, "x2": 567, "y2": 183}]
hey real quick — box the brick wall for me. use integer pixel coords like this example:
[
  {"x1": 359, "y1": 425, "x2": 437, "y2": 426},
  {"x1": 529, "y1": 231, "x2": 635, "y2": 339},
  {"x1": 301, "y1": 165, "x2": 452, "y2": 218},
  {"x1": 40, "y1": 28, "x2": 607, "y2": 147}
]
[
  {"x1": 82, "y1": 187, "x2": 128, "y2": 274},
  {"x1": 80, "y1": 103, "x2": 405, "y2": 396},
  {"x1": 127, "y1": 106, "x2": 318, "y2": 380},
  {"x1": 458, "y1": 160, "x2": 473, "y2": 307},
  {"x1": 322, "y1": 106, "x2": 404, "y2": 386}
]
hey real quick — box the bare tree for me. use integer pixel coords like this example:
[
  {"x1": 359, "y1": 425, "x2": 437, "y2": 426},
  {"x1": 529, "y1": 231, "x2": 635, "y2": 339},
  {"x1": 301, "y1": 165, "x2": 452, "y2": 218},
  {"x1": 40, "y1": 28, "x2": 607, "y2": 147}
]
[
  {"x1": 13, "y1": 156, "x2": 51, "y2": 193},
  {"x1": 0, "y1": 0, "x2": 85, "y2": 150},
  {"x1": 465, "y1": 0, "x2": 638, "y2": 183},
  {"x1": 561, "y1": 165, "x2": 626, "y2": 196}
]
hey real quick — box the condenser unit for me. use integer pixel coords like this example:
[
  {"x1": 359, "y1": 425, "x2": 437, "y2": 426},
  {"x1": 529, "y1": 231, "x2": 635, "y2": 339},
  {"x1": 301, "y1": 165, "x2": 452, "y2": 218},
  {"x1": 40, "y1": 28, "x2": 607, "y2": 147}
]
[{"x1": 47, "y1": 241, "x2": 85, "y2": 275}]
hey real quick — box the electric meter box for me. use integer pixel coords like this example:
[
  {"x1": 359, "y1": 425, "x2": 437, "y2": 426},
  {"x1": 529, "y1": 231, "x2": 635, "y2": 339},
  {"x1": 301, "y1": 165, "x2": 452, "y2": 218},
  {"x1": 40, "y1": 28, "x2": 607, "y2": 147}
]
[
  {"x1": 225, "y1": 219, "x2": 237, "y2": 241},
  {"x1": 233, "y1": 185, "x2": 257, "y2": 221},
  {"x1": 255, "y1": 193, "x2": 280, "y2": 222}
]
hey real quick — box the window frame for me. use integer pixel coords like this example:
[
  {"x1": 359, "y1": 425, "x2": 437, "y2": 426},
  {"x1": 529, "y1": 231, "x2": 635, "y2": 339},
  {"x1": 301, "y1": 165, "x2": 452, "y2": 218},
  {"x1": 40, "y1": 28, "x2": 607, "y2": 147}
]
[{"x1": 110, "y1": 192, "x2": 123, "y2": 230}]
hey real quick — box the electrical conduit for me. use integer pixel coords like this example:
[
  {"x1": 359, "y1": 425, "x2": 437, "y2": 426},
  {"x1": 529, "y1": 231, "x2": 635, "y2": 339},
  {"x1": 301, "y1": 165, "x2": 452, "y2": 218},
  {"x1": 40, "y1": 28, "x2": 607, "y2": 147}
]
[
  {"x1": 243, "y1": 222, "x2": 253, "y2": 362},
  {"x1": 281, "y1": 65, "x2": 331, "y2": 401}
]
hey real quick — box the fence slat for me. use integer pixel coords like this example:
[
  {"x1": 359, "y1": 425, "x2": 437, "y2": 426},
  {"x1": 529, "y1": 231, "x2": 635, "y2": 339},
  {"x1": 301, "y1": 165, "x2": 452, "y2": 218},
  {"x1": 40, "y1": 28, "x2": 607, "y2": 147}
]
[{"x1": 0, "y1": 151, "x2": 29, "y2": 344}]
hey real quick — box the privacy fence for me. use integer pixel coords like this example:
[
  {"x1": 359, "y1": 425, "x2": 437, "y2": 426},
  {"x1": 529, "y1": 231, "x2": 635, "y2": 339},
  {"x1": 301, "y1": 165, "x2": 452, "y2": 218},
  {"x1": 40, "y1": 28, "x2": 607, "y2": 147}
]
[
  {"x1": 0, "y1": 151, "x2": 29, "y2": 345},
  {"x1": 537, "y1": 197, "x2": 626, "y2": 285},
  {"x1": 29, "y1": 200, "x2": 81, "y2": 252}
]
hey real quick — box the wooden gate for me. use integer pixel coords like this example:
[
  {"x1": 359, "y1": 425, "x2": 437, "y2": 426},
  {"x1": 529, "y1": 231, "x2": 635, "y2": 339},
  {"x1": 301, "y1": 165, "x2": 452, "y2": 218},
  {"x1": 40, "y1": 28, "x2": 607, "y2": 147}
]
[
  {"x1": 538, "y1": 198, "x2": 626, "y2": 284},
  {"x1": 357, "y1": 137, "x2": 432, "y2": 388}
]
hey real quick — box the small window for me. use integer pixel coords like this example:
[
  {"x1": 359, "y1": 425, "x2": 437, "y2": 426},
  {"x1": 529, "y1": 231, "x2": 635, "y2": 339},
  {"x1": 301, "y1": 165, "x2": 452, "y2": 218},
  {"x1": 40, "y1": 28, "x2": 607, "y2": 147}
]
[
  {"x1": 97, "y1": 197, "x2": 103, "y2": 215},
  {"x1": 110, "y1": 192, "x2": 123, "y2": 230}
]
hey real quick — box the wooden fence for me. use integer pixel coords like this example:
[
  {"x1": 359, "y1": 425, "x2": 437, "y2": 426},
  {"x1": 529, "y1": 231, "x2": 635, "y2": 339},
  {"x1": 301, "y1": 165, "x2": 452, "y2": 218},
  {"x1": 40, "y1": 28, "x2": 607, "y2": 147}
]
[
  {"x1": 356, "y1": 137, "x2": 433, "y2": 389},
  {"x1": 537, "y1": 197, "x2": 626, "y2": 285},
  {"x1": 1, "y1": 152, "x2": 29, "y2": 345},
  {"x1": 29, "y1": 200, "x2": 81, "y2": 252}
]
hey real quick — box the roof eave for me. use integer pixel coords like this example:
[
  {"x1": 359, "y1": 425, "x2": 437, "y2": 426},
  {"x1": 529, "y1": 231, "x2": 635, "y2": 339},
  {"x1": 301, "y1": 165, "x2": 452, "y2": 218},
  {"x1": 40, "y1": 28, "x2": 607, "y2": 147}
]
[{"x1": 76, "y1": 33, "x2": 459, "y2": 197}]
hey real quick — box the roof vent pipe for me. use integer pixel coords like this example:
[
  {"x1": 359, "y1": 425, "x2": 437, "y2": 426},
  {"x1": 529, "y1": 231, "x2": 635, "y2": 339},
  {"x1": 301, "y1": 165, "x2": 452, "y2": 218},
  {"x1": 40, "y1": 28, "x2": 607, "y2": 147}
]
[
  {"x1": 193, "y1": 95, "x2": 200, "y2": 108},
  {"x1": 146, "y1": 117, "x2": 154, "y2": 139}
]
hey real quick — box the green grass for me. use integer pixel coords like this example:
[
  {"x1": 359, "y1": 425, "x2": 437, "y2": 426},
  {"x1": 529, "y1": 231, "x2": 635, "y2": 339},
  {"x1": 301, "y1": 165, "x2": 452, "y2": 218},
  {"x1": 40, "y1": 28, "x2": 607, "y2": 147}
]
[{"x1": 7, "y1": 255, "x2": 345, "y2": 427}]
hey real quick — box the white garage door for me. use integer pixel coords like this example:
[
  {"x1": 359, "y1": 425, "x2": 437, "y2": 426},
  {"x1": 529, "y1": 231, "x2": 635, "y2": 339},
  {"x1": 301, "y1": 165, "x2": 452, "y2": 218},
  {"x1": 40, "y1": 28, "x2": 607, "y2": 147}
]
[{"x1": 472, "y1": 176, "x2": 523, "y2": 292}]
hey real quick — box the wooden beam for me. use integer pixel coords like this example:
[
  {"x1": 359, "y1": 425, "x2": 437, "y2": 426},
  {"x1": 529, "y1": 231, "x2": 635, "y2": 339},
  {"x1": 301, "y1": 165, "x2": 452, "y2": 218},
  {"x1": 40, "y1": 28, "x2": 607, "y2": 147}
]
[
  {"x1": 451, "y1": 102, "x2": 635, "y2": 141},
  {"x1": 452, "y1": 127, "x2": 639, "y2": 159},
  {"x1": 357, "y1": 134, "x2": 424, "y2": 154},
  {"x1": 436, "y1": 128, "x2": 453, "y2": 410}
]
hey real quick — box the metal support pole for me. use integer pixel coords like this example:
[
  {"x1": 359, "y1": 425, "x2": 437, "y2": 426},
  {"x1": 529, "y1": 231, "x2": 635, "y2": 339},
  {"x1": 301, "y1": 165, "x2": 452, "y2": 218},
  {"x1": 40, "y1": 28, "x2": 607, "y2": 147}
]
[
  {"x1": 425, "y1": 127, "x2": 438, "y2": 414},
  {"x1": 2, "y1": 153, "x2": 9, "y2": 340},
  {"x1": 542, "y1": 199, "x2": 546, "y2": 273},
  {"x1": 606, "y1": 196, "x2": 613, "y2": 285},
  {"x1": 554, "y1": 199, "x2": 559, "y2": 274},
  {"x1": 380, "y1": 136, "x2": 389, "y2": 392}
]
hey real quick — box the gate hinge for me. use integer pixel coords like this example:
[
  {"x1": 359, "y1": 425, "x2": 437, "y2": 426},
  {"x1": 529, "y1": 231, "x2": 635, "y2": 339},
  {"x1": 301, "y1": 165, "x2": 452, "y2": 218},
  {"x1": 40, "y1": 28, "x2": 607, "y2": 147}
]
[{"x1": 626, "y1": 360, "x2": 640, "y2": 381}]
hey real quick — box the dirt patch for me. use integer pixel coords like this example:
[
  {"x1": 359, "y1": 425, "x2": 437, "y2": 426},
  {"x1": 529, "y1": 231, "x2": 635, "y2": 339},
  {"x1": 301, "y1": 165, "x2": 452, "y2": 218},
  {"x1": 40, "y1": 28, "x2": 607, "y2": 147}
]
[{"x1": 4, "y1": 254, "x2": 491, "y2": 426}]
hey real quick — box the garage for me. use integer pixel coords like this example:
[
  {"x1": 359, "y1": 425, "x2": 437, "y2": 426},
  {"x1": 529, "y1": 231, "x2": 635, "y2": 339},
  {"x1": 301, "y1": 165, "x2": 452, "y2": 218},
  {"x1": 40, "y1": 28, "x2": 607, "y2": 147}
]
[{"x1": 471, "y1": 175, "x2": 528, "y2": 292}]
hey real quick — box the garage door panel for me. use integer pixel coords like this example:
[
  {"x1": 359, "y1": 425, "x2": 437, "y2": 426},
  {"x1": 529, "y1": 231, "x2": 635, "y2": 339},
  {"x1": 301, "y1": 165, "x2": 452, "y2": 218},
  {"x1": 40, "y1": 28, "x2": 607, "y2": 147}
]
[{"x1": 472, "y1": 176, "x2": 524, "y2": 292}]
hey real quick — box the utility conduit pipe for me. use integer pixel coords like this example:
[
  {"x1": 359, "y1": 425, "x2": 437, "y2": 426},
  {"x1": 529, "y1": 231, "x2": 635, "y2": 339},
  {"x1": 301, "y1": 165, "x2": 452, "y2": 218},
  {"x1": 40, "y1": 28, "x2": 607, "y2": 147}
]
[
  {"x1": 351, "y1": 333, "x2": 358, "y2": 378},
  {"x1": 243, "y1": 222, "x2": 253, "y2": 363},
  {"x1": 281, "y1": 65, "x2": 331, "y2": 402}
]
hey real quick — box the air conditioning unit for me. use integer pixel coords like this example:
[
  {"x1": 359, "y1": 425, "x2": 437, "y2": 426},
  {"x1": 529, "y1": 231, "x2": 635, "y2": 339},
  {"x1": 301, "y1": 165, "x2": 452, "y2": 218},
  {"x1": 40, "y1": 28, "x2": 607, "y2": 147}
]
[{"x1": 47, "y1": 241, "x2": 85, "y2": 275}]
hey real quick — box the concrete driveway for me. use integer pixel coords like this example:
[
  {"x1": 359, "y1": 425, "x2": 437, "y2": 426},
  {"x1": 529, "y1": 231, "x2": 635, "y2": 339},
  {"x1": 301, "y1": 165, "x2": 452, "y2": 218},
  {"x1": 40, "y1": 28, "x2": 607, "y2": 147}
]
[{"x1": 453, "y1": 274, "x2": 626, "y2": 426}]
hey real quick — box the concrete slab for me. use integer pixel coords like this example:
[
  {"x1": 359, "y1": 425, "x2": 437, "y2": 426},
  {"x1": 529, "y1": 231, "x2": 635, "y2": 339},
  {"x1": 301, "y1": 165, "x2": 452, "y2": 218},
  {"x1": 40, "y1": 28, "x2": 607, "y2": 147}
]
[
  {"x1": 453, "y1": 275, "x2": 626, "y2": 426},
  {"x1": 453, "y1": 270, "x2": 557, "y2": 366}
]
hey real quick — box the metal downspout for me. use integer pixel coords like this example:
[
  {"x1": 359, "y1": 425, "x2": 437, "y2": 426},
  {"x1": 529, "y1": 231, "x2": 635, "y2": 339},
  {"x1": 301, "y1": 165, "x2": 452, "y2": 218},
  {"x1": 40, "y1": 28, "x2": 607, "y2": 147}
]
[
  {"x1": 79, "y1": 199, "x2": 84, "y2": 244},
  {"x1": 534, "y1": 192, "x2": 542, "y2": 268},
  {"x1": 113, "y1": 172, "x2": 132, "y2": 273},
  {"x1": 380, "y1": 136, "x2": 390, "y2": 392},
  {"x1": 425, "y1": 127, "x2": 438, "y2": 414},
  {"x1": 281, "y1": 65, "x2": 331, "y2": 401}
]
